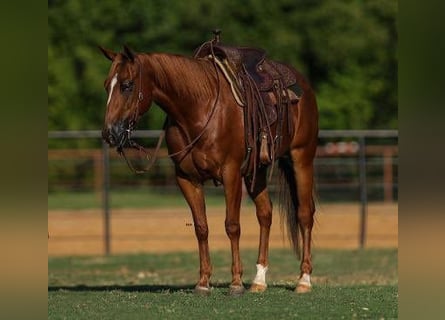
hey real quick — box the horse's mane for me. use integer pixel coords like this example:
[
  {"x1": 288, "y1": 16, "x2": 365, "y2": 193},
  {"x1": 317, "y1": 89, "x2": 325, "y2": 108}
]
[{"x1": 144, "y1": 53, "x2": 217, "y2": 101}]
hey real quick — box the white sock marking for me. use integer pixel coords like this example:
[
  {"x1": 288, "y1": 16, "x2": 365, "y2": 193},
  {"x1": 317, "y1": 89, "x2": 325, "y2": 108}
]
[
  {"x1": 107, "y1": 73, "x2": 118, "y2": 106},
  {"x1": 298, "y1": 273, "x2": 311, "y2": 287},
  {"x1": 253, "y1": 264, "x2": 268, "y2": 286}
]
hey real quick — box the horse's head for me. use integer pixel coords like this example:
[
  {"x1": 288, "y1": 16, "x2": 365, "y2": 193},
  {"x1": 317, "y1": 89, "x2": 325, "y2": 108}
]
[{"x1": 99, "y1": 45, "x2": 153, "y2": 151}]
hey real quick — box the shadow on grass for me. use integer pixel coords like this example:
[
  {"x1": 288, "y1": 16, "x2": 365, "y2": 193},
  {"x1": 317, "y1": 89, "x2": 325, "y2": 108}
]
[
  {"x1": 48, "y1": 284, "x2": 195, "y2": 293},
  {"x1": 48, "y1": 283, "x2": 295, "y2": 293}
]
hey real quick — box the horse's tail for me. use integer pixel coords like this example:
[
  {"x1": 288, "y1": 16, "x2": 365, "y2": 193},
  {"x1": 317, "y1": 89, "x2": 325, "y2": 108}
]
[{"x1": 277, "y1": 155, "x2": 301, "y2": 257}]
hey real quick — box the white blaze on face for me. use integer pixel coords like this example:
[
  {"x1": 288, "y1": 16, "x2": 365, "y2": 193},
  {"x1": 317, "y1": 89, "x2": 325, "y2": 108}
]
[{"x1": 107, "y1": 73, "x2": 118, "y2": 106}]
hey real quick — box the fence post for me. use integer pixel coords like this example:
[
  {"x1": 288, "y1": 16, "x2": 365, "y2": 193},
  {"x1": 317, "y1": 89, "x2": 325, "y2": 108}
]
[
  {"x1": 102, "y1": 141, "x2": 111, "y2": 255},
  {"x1": 383, "y1": 147, "x2": 394, "y2": 202},
  {"x1": 358, "y1": 136, "x2": 368, "y2": 249}
]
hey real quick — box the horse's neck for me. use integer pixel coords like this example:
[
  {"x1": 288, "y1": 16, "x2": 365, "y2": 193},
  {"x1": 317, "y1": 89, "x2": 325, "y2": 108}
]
[{"x1": 143, "y1": 53, "x2": 215, "y2": 126}]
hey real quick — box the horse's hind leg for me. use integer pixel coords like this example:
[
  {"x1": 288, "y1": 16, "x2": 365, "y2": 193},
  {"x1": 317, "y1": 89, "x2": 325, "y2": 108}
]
[
  {"x1": 290, "y1": 147, "x2": 316, "y2": 293},
  {"x1": 244, "y1": 169, "x2": 272, "y2": 293},
  {"x1": 176, "y1": 174, "x2": 212, "y2": 295}
]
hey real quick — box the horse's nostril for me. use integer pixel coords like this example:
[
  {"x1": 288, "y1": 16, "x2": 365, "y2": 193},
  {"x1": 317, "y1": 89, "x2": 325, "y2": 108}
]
[
  {"x1": 108, "y1": 134, "x2": 116, "y2": 145},
  {"x1": 102, "y1": 128, "x2": 118, "y2": 147},
  {"x1": 103, "y1": 121, "x2": 129, "y2": 147}
]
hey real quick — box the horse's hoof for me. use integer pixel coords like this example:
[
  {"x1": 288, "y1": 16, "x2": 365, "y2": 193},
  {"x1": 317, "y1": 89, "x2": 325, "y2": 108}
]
[
  {"x1": 295, "y1": 284, "x2": 312, "y2": 294},
  {"x1": 229, "y1": 284, "x2": 246, "y2": 296},
  {"x1": 296, "y1": 273, "x2": 312, "y2": 293},
  {"x1": 194, "y1": 285, "x2": 211, "y2": 296},
  {"x1": 249, "y1": 283, "x2": 267, "y2": 293}
]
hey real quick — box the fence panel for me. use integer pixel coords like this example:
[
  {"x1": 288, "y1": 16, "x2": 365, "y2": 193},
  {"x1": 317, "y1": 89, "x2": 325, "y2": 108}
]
[{"x1": 48, "y1": 130, "x2": 398, "y2": 254}]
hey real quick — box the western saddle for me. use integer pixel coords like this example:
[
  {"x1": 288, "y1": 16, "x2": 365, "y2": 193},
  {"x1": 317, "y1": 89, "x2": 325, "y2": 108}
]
[{"x1": 194, "y1": 30, "x2": 302, "y2": 189}]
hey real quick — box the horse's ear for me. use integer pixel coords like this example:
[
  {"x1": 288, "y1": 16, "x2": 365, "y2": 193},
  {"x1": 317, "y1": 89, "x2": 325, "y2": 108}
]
[
  {"x1": 123, "y1": 44, "x2": 136, "y2": 62},
  {"x1": 98, "y1": 46, "x2": 117, "y2": 61}
]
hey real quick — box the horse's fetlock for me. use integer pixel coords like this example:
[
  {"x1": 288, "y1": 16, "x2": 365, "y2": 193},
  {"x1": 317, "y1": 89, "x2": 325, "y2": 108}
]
[{"x1": 300, "y1": 261, "x2": 312, "y2": 275}]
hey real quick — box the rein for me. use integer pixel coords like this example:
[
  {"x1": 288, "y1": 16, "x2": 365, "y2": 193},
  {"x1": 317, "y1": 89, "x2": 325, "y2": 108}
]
[{"x1": 120, "y1": 41, "x2": 222, "y2": 174}]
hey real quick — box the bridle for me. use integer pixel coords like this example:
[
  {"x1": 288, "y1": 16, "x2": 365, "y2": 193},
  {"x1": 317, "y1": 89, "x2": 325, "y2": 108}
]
[
  {"x1": 117, "y1": 42, "x2": 221, "y2": 174},
  {"x1": 115, "y1": 57, "x2": 152, "y2": 174}
]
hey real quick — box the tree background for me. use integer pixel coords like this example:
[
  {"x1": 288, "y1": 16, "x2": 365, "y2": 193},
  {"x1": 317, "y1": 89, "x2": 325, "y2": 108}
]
[{"x1": 48, "y1": 0, "x2": 397, "y2": 134}]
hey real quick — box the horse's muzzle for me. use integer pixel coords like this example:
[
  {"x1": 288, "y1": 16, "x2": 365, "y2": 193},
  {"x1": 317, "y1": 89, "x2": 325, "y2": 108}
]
[{"x1": 102, "y1": 121, "x2": 131, "y2": 151}]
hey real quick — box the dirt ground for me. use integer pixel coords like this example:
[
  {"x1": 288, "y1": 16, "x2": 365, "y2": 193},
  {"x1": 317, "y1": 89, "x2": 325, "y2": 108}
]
[{"x1": 48, "y1": 202, "x2": 397, "y2": 256}]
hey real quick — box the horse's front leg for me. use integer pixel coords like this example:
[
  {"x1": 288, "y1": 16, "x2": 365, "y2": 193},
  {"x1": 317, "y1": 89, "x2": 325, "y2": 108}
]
[
  {"x1": 244, "y1": 169, "x2": 272, "y2": 293},
  {"x1": 176, "y1": 174, "x2": 212, "y2": 295},
  {"x1": 223, "y1": 168, "x2": 245, "y2": 296}
]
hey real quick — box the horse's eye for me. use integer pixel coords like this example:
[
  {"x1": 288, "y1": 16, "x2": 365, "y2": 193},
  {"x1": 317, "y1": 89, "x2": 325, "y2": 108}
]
[{"x1": 120, "y1": 80, "x2": 134, "y2": 93}]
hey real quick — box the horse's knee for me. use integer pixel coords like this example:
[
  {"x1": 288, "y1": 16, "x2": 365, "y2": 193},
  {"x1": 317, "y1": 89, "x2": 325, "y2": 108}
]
[
  {"x1": 254, "y1": 195, "x2": 272, "y2": 227},
  {"x1": 194, "y1": 223, "x2": 208, "y2": 241},
  {"x1": 225, "y1": 220, "x2": 240, "y2": 238},
  {"x1": 257, "y1": 209, "x2": 272, "y2": 228}
]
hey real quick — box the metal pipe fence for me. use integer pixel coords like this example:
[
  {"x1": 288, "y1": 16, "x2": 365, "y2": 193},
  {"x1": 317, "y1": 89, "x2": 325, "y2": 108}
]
[{"x1": 48, "y1": 130, "x2": 398, "y2": 254}]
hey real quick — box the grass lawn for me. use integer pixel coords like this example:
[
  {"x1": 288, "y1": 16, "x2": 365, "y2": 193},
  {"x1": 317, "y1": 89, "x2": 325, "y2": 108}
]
[{"x1": 48, "y1": 248, "x2": 398, "y2": 319}]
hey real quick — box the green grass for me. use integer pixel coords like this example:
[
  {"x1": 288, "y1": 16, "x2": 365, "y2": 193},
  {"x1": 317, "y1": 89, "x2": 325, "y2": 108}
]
[{"x1": 48, "y1": 249, "x2": 398, "y2": 319}]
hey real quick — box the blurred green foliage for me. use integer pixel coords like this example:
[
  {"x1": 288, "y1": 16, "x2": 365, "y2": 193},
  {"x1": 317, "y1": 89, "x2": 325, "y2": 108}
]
[{"x1": 48, "y1": 0, "x2": 397, "y2": 134}]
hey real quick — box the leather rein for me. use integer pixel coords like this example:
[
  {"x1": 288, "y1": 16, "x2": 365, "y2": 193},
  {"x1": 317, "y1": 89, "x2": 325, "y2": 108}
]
[{"x1": 119, "y1": 41, "x2": 221, "y2": 174}]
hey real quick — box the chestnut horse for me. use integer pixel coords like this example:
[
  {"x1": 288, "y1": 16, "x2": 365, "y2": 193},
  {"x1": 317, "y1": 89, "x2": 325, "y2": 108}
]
[{"x1": 100, "y1": 44, "x2": 318, "y2": 295}]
